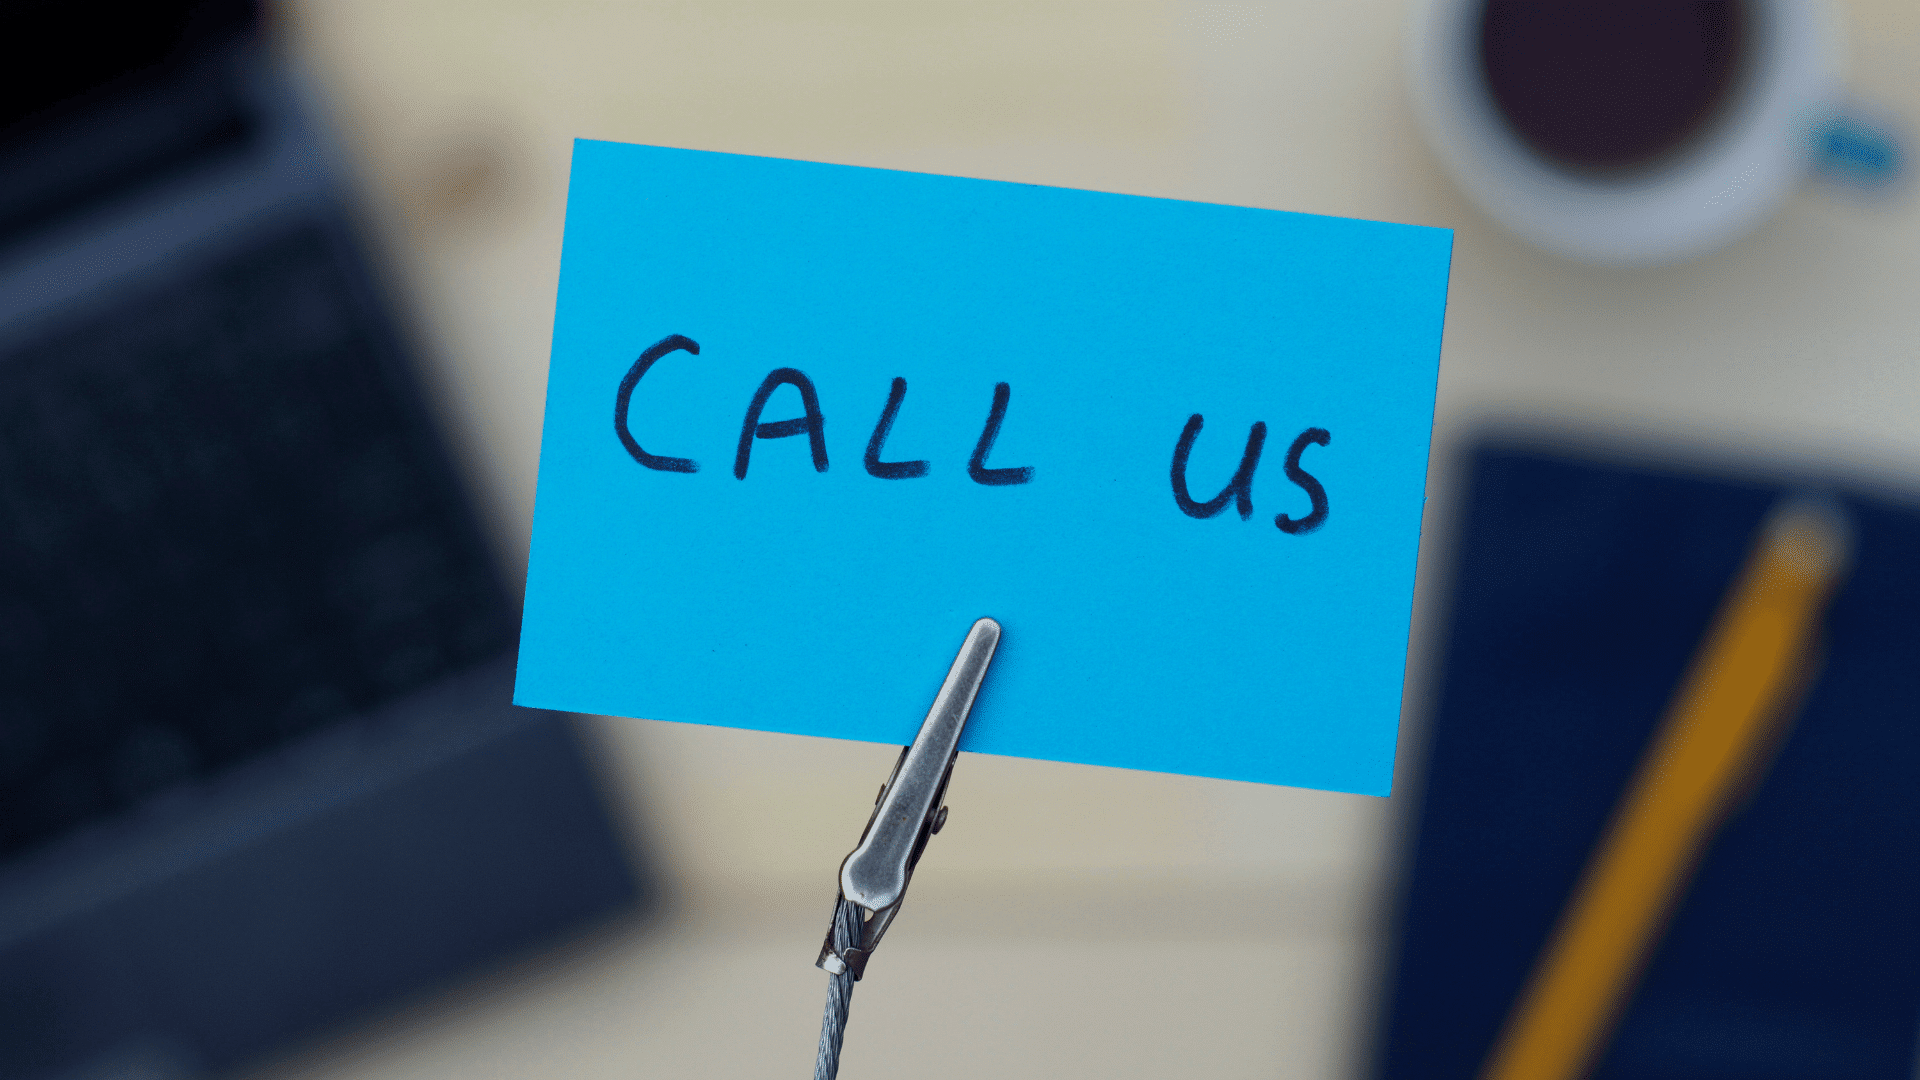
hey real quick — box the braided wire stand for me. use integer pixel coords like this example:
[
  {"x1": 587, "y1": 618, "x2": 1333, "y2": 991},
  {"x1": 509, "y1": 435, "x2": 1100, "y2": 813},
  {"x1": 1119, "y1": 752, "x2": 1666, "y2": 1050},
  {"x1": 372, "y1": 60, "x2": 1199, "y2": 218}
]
[{"x1": 813, "y1": 898, "x2": 864, "y2": 1080}]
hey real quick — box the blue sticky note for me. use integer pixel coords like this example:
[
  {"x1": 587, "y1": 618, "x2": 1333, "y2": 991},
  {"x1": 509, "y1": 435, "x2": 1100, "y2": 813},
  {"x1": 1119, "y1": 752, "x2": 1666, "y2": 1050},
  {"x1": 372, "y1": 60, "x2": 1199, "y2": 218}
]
[{"x1": 515, "y1": 140, "x2": 1451, "y2": 796}]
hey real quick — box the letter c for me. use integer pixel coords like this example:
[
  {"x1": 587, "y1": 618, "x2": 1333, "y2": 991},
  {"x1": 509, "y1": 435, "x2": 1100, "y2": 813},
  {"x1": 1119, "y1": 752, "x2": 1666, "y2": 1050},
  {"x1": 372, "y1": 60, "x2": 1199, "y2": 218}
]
[{"x1": 614, "y1": 334, "x2": 701, "y2": 472}]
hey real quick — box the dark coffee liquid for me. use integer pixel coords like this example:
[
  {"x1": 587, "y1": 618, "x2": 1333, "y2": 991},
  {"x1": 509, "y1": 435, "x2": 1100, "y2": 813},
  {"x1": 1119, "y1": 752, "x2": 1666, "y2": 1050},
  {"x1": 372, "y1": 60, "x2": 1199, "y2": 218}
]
[{"x1": 1479, "y1": 0, "x2": 1750, "y2": 174}]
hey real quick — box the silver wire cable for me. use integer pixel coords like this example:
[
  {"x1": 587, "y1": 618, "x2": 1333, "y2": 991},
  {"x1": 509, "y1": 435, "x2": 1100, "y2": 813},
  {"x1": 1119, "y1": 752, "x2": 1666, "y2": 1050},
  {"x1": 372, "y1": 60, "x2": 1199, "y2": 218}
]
[{"x1": 813, "y1": 898, "x2": 862, "y2": 1080}]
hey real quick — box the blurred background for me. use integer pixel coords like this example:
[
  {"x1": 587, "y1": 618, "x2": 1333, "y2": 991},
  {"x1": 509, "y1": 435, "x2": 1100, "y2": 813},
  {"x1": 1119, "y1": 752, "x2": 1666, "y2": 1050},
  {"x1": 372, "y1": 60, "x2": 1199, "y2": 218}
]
[{"x1": 3, "y1": 2, "x2": 1919, "y2": 1079}]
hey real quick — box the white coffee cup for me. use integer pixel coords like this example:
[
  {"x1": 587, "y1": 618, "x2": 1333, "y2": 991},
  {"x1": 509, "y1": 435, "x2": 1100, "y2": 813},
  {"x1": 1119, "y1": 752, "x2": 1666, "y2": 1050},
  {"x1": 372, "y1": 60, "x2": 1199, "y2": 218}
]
[{"x1": 1407, "y1": 0, "x2": 1850, "y2": 266}]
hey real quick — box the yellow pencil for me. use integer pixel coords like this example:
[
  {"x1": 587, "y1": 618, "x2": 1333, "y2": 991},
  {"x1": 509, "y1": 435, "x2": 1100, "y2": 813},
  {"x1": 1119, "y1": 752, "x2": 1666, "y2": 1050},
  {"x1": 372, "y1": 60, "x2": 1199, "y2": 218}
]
[{"x1": 1481, "y1": 499, "x2": 1850, "y2": 1080}]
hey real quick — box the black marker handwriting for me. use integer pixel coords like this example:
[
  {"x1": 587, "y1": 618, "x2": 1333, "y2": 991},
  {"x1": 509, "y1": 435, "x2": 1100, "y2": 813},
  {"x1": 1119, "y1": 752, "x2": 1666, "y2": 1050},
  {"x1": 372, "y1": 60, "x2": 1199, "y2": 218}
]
[
  {"x1": 967, "y1": 382, "x2": 1034, "y2": 487},
  {"x1": 1275, "y1": 428, "x2": 1330, "y2": 534},
  {"x1": 735, "y1": 367, "x2": 829, "y2": 479},
  {"x1": 615, "y1": 338, "x2": 1336, "y2": 538},
  {"x1": 614, "y1": 334, "x2": 701, "y2": 472},
  {"x1": 1170, "y1": 414, "x2": 1266, "y2": 520},
  {"x1": 1165, "y1": 416, "x2": 1331, "y2": 535},
  {"x1": 864, "y1": 377, "x2": 930, "y2": 479}
]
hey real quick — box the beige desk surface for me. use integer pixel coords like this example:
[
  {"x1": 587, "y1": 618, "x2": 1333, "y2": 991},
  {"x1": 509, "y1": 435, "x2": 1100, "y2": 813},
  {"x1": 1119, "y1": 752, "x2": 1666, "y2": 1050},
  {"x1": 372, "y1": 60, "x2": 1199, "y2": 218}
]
[{"x1": 259, "y1": 3, "x2": 1920, "y2": 1077}]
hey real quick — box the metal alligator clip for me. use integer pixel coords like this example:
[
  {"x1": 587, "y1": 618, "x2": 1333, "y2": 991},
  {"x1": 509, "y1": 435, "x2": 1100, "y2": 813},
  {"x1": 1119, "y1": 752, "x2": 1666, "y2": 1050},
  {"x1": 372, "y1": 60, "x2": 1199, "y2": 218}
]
[{"x1": 816, "y1": 617, "x2": 1001, "y2": 980}]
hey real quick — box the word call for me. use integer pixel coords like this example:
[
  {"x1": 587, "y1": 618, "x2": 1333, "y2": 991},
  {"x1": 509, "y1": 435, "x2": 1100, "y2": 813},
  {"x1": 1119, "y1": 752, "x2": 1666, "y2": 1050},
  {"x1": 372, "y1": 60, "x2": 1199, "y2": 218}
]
[{"x1": 613, "y1": 334, "x2": 1331, "y2": 532}]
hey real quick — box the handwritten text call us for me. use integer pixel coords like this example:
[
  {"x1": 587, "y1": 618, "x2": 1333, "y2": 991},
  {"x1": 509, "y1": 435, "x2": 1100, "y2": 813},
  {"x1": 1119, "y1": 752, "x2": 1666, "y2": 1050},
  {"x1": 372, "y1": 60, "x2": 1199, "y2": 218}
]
[{"x1": 613, "y1": 335, "x2": 1330, "y2": 534}]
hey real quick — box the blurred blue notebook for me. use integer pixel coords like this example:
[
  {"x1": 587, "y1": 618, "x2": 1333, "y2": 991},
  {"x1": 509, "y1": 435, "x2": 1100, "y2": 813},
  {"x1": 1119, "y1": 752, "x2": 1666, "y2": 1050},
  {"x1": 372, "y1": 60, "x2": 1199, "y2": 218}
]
[{"x1": 1377, "y1": 441, "x2": 1920, "y2": 1080}]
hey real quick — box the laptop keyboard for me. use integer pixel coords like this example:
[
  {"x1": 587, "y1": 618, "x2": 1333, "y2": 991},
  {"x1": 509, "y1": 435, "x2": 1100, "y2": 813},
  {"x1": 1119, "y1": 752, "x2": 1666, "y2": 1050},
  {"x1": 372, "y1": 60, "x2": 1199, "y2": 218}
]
[{"x1": 0, "y1": 224, "x2": 512, "y2": 859}]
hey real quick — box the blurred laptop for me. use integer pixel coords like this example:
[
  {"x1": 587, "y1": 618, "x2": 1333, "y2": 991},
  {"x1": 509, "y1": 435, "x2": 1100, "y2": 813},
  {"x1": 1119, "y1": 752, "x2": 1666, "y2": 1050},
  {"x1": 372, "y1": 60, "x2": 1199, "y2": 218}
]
[{"x1": 0, "y1": 4, "x2": 645, "y2": 1077}]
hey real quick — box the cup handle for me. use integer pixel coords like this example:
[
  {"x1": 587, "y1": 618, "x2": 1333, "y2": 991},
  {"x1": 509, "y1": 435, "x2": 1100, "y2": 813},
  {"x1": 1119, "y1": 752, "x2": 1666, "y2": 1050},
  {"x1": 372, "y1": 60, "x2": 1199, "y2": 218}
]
[{"x1": 1812, "y1": 105, "x2": 1907, "y2": 190}]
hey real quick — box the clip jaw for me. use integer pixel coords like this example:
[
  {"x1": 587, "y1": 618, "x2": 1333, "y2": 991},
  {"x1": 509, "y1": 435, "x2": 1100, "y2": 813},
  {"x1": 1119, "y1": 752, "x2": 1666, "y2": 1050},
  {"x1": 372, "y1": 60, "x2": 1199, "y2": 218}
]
[{"x1": 816, "y1": 617, "x2": 1001, "y2": 980}]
